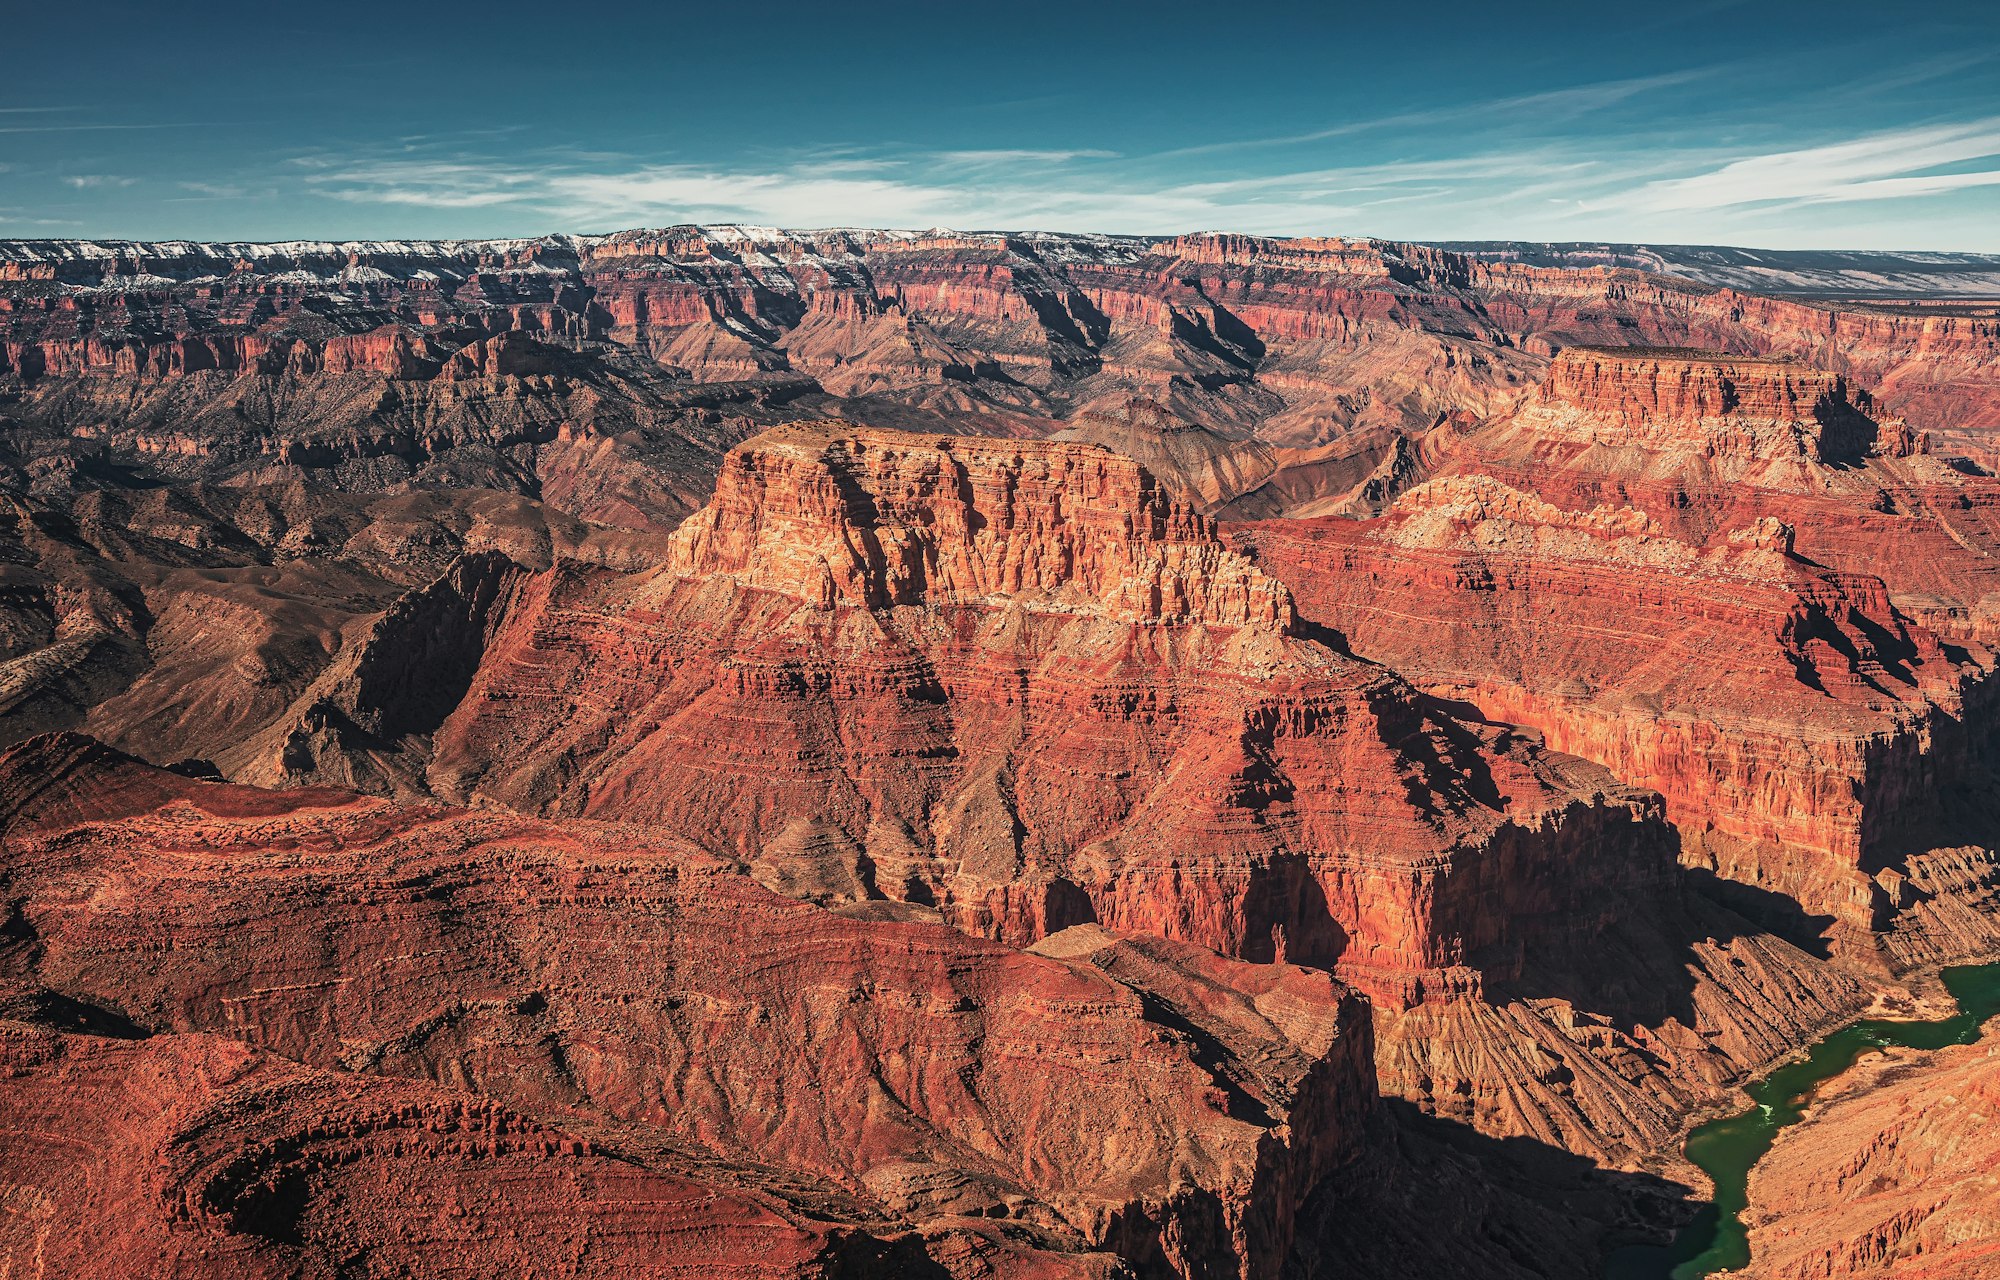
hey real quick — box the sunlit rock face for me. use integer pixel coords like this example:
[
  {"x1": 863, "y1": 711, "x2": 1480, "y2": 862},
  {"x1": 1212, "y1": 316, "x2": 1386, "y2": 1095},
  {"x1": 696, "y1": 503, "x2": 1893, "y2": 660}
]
[
  {"x1": 1, "y1": 226, "x2": 1998, "y2": 1279},
  {"x1": 0, "y1": 731, "x2": 1375, "y2": 1280},
  {"x1": 1241, "y1": 349, "x2": 2000, "y2": 955},
  {"x1": 3, "y1": 230, "x2": 1995, "y2": 524},
  {"x1": 1742, "y1": 1029, "x2": 2000, "y2": 1280},
  {"x1": 420, "y1": 422, "x2": 1884, "y2": 1170}
]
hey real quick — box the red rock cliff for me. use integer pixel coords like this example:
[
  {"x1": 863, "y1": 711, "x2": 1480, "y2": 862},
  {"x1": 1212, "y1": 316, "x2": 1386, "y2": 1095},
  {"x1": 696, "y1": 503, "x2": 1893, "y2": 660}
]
[
  {"x1": 667, "y1": 425, "x2": 1295, "y2": 626},
  {"x1": 0, "y1": 733, "x2": 1376, "y2": 1280},
  {"x1": 424, "y1": 424, "x2": 1871, "y2": 1167},
  {"x1": 1242, "y1": 351, "x2": 2000, "y2": 953}
]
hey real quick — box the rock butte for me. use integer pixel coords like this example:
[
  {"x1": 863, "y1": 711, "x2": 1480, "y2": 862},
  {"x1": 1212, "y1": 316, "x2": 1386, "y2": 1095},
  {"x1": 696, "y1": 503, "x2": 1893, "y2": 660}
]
[
  {"x1": 0, "y1": 226, "x2": 1997, "y2": 1279},
  {"x1": 409, "y1": 422, "x2": 1888, "y2": 1169}
]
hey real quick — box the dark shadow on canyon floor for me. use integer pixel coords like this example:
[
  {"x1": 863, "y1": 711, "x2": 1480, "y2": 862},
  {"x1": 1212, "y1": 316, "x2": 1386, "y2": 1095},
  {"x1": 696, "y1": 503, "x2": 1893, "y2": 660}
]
[
  {"x1": 1680, "y1": 868, "x2": 1837, "y2": 959},
  {"x1": 1493, "y1": 872, "x2": 1839, "y2": 1034},
  {"x1": 1289, "y1": 1100, "x2": 1696, "y2": 1280}
]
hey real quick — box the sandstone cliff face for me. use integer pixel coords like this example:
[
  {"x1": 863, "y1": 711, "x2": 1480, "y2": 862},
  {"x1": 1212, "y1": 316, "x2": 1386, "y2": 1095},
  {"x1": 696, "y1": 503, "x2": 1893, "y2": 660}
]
[
  {"x1": 430, "y1": 425, "x2": 1638, "y2": 991},
  {"x1": 1737, "y1": 1025, "x2": 2000, "y2": 1280},
  {"x1": 1531, "y1": 347, "x2": 1922, "y2": 468},
  {"x1": 664, "y1": 427, "x2": 1293, "y2": 626},
  {"x1": 1411, "y1": 348, "x2": 2000, "y2": 637},
  {"x1": 0, "y1": 733, "x2": 1373, "y2": 1280},
  {"x1": 421, "y1": 423, "x2": 1871, "y2": 1170},
  {"x1": 1242, "y1": 351, "x2": 2000, "y2": 954}
]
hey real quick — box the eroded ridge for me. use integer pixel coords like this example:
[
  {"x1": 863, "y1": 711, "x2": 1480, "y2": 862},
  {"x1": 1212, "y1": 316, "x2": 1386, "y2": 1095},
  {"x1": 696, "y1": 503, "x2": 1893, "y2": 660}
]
[
  {"x1": 420, "y1": 423, "x2": 1870, "y2": 1166},
  {"x1": 1244, "y1": 349, "x2": 2000, "y2": 954},
  {"x1": 0, "y1": 732, "x2": 1373, "y2": 1280}
]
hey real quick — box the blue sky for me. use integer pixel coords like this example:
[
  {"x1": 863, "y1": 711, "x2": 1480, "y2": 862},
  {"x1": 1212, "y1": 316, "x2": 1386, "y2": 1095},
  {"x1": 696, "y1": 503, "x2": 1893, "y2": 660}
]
[{"x1": 4, "y1": 0, "x2": 1997, "y2": 248}]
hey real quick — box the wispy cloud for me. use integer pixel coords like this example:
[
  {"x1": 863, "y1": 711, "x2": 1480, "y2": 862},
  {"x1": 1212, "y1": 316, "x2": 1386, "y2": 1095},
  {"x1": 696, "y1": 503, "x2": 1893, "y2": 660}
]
[
  {"x1": 278, "y1": 118, "x2": 2000, "y2": 246},
  {"x1": 27, "y1": 54, "x2": 1996, "y2": 252},
  {"x1": 936, "y1": 149, "x2": 1120, "y2": 165},
  {"x1": 1595, "y1": 117, "x2": 2000, "y2": 213},
  {"x1": 295, "y1": 151, "x2": 1361, "y2": 232},
  {"x1": 305, "y1": 161, "x2": 543, "y2": 208},
  {"x1": 0, "y1": 122, "x2": 201, "y2": 135}
]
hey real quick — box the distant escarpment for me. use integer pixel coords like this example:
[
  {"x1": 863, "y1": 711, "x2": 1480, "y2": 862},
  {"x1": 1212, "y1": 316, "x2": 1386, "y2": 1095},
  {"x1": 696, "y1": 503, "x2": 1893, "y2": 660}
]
[{"x1": 3, "y1": 228, "x2": 1995, "y2": 527}]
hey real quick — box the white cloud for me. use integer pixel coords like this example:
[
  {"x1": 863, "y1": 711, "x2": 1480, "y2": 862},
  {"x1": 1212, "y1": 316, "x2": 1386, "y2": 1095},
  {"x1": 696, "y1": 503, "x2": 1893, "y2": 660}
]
[
  {"x1": 0, "y1": 122, "x2": 199, "y2": 135},
  {"x1": 269, "y1": 113, "x2": 2000, "y2": 250},
  {"x1": 1157, "y1": 70, "x2": 1715, "y2": 159},
  {"x1": 935, "y1": 149, "x2": 1121, "y2": 164},
  {"x1": 62, "y1": 174, "x2": 137, "y2": 190},
  {"x1": 1597, "y1": 118, "x2": 2000, "y2": 213},
  {"x1": 306, "y1": 161, "x2": 544, "y2": 208},
  {"x1": 308, "y1": 156, "x2": 1371, "y2": 234}
]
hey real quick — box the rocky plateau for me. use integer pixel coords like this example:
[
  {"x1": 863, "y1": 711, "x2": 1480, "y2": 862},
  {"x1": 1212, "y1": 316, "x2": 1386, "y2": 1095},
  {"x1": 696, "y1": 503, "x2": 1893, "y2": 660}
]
[{"x1": 1, "y1": 226, "x2": 1998, "y2": 1280}]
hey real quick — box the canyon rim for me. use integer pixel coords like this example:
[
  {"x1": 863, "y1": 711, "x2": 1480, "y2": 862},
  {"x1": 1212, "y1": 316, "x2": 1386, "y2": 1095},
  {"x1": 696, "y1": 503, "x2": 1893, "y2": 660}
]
[{"x1": 4, "y1": 2, "x2": 2000, "y2": 1277}]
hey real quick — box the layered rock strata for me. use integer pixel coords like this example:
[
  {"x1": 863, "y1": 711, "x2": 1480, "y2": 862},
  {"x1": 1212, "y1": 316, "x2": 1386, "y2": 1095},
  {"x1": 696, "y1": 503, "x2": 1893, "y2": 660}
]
[
  {"x1": 1242, "y1": 350, "x2": 2000, "y2": 953},
  {"x1": 0, "y1": 732, "x2": 1373, "y2": 1280},
  {"x1": 426, "y1": 423, "x2": 1867, "y2": 1165},
  {"x1": 4, "y1": 230, "x2": 1994, "y2": 524}
]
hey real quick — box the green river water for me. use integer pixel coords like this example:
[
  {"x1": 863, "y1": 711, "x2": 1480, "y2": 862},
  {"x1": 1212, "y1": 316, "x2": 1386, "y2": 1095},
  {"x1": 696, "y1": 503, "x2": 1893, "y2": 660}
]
[{"x1": 1604, "y1": 961, "x2": 2000, "y2": 1280}]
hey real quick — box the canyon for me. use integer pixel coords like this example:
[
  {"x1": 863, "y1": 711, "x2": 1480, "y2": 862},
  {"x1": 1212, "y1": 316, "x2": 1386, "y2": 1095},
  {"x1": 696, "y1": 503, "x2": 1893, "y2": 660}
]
[
  {"x1": 0, "y1": 226, "x2": 1997, "y2": 1279},
  {"x1": 1239, "y1": 347, "x2": 2000, "y2": 957}
]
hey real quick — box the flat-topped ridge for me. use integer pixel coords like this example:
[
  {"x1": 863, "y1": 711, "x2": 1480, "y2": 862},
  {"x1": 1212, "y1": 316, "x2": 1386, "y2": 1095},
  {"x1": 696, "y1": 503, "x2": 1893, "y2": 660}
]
[
  {"x1": 1378, "y1": 475, "x2": 1798, "y2": 580},
  {"x1": 1557, "y1": 344, "x2": 1803, "y2": 364},
  {"x1": 1528, "y1": 346, "x2": 1922, "y2": 462},
  {"x1": 666, "y1": 422, "x2": 1297, "y2": 628}
]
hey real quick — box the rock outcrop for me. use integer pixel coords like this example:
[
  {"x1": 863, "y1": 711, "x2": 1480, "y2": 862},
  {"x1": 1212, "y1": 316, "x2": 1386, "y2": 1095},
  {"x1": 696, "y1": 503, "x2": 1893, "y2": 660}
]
[
  {"x1": 1242, "y1": 350, "x2": 2000, "y2": 956},
  {"x1": 0, "y1": 1025, "x2": 925, "y2": 1280},
  {"x1": 0, "y1": 474, "x2": 664, "y2": 786},
  {"x1": 1737, "y1": 1023, "x2": 2000, "y2": 1280},
  {"x1": 3, "y1": 230, "x2": 1994, "y2": 525},
  {"x1": 426, "y1": 423, "x2": 1872, "y2": 1167},
  {"x1": 0, "y1": 732, "x2": 1373, "y2": 1280}
]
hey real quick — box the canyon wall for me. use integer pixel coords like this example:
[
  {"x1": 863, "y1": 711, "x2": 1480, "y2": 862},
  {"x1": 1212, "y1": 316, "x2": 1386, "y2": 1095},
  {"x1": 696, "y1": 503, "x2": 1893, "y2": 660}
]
[
  {"x1": 3, "y1": 229, "x2": 1994, "y2": 526},
  {"x1": 0, "y1": 732, "x2": 1376, "y2": 1280},
  {"x1": 1242, "y1": 349, "x2": 2000, "y2": 959},
  {"x1": 415, "y1": 423, "x2": 1877, "y2": 1171},
  {"x1": 1, "y1": 225, "x2": 1998, "y2": 1278}
]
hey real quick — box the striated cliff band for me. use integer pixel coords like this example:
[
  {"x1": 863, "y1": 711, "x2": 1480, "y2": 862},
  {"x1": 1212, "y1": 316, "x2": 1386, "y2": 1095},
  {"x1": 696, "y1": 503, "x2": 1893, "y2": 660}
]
[
  {"x1": 2, "y1": 228, "x2": 1997, "y2": 528},
  {"x1": 0, "y1": 226, "x2": 1997, "y2": 1280}
]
